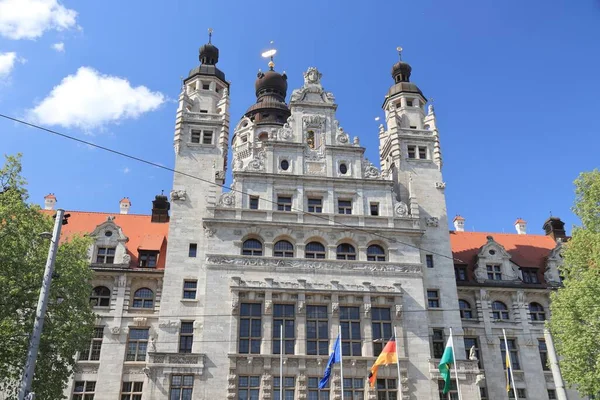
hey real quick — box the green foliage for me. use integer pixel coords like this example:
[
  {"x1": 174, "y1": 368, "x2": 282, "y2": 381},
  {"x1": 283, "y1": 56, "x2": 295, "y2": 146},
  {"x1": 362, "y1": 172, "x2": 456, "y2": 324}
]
[
  {"x1": 0, "y1": 154, "x2": 95, "y2": 399},
  {"x1": 549, "y1": 169, "x2": 600, "y2": 397}
]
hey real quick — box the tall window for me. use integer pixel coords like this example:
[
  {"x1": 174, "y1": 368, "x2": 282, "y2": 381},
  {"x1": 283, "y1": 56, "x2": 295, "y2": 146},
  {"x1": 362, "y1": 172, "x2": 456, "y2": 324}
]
[
  {"x1": 79, "y1": 327, "x2": 104, "y2": 361},
  {"x1": 170, "y1": 375, "x2": 194, "y2": 400},
  {"x1": 529, "y1": 303, "x2": 546, "y2": 321},
  {"x1": 242, "y1": 239, "x2": 263, "y2": 256},
  {"x1": 336, "y1": 243, "x2": 356, "y2": 260},
  {"x1": 183, "y1": 280, "x2": 197, "y2": 299},
  {"x1": 432, "y1": 329, "x2": 445, "y2": 358},
  {"x1": 501, "y1": 338, "x2": 521, "y2": 370},
  {"x1": 307, "y1": 305, "x2": 328, "y2": 356},
  {"x1": 274, "y1": 377, "x2": 295, "y2": 400},
  {"x1": 96, "y1": 247, "x2": 115, "y2": 264},
  {"x1": 427, "y1": 290, "x2": 440, "y2": 308},
  {"x1": 491, "y1": 301, "x2": 509, "y2": 320},
  {"x1": 548, "y1": 390, "x2": 557, "y2": 399},
  {"x1": 138, "y1": 250, "x2": 158, "y2": 267},
  {"x1": 367, "y1": 245, "x2": 386, "y2": 262},
  {"x1": 238, "y1": 376, "x2": 260, "y2": 400},
  {"x1": 407, "y1": 145, "x2": 416, "y2": 159},
  {"x1": 277, "y1": 196, "x2": 292, "y2": 211},
  {"x1": 426, "y1": 254, "x2": 434, "y2": 268},
  {"x1": 191, "y1": 130, "x2": 201, "y2": 143},
  {"x1": 202, "y1": 130, "x2": 213, "y2": 145},
  {"x1": 459, "y1": 300, "x2": 474, "y2": 319},
  {"x1": 340, "y1": 306, "x2": 361, "y2": 356},
  {"x1": 274, "y1": 240, "x2": 294, "y2": 258},
  {"x1": 338, "y1": 199, "x2": 352, "y2": 214},
  {"x1": 509, "y1": 388, "x2": 527, "y2": 399},
  {"x1": 418, "y1": 146, "x2": 427, "y2": 159},
  {"x1": 132, "y1": 288, "x2": 154, "y2": 309},
  {"x1": 343, "y1": 378, "x2": 364, "y2": 400},
  {"x1": 305, "y1": 242, "x2": 326, "y2": 259},
  {"x1": 239, "y1": 303, "x2": 261, "y2": 354},
  {"x1": 376, "y1": 379, "x2": 397, "y2": 400},
  {"x1": 249, "y1": 196, "x2": 259, "y2": 210},
  {"x1": 538, "y1": 339, "x2": 549, "y2": 371},
  {"x1": 438, "y1": 380, "x2": 458, "y2": 400},
  {"x1": 308, "y1": 198, "x2": 323, "y2": 213},
  {"x1": 522, "y1": 268, "x2": 539, "y2": 284},
  {"x1": 308, "y1": 377, "x2": 329, "y2": 400},
  {"x1": 188, "y1": 243, "x2": 197, "y2": 257},
  {"x1": 126, "y1": 328, "x2": 148, "y2": 361},
  {"x1": 454, "y1": 265, "x2": 468, "y2": 281},
  {"x1": 487, "y1": 265, "x2": 502, "y2": 280},
  {"x1": 464, "y1": 337, "x2": 482, "y2": 368},
  {"x1": 372, "y1": 308, "x2": 392, "y2": 356},
  {"x1": 179, "y1": 321, "x2": 194, "y2": 353},
  {"x1": 90, "y1": 286, "x2": 110, "y2": 307},
  {"x1": 72, "y1": 381, "x2": 96, "y2": 400},
  {"x1": 273, "y1": 304, "x2": 295, "y2": 354},
  {"x1": 121, "y1": 382, "x2": 143, "y2": 400},
  {"x1": 370, "y1": 202, "x2": 379, "y2": 216}
]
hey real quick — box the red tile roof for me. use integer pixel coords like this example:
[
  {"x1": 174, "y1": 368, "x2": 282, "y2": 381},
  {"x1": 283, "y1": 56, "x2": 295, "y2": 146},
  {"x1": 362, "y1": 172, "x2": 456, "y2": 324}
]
[
  {"x1": 44, "y1": 211, "x2": 169, "y2": 269},
  {"x1": 450, "y1": 231, "x2": 557, "y2": 269}
]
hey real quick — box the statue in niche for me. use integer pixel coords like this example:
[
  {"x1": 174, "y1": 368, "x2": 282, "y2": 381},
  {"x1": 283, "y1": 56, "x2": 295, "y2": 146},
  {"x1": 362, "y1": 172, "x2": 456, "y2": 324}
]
[{"x1": 307, "y1": 131, "x2": 315, "y2": 149}]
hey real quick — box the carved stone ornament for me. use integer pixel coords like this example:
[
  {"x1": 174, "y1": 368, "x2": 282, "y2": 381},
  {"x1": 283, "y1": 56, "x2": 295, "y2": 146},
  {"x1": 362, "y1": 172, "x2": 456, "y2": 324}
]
[
  {"x1": 264, "y1": 300, "x2": 273, "y2": 315},
  {"x1": 334, "y1": 120, "x2": 350, "y2": 144},
  {"x1": 204, "y1": 226, "x2": 216, "y2": 238},
  {"x1": 395, "y1": 304, "x2": 403, "y2": 319},
  {"x1": 364, "y1": 303, "x2": 372, "y2": 317},
  {"x1": 234, "y1": 158, "x2": 244, "y2": 171},
  {"x1": 278, "y1": 116, "x2": 294, "y2": 141},
  {"x1": 363, "y1": 160, "x2": 381, "y2": 179},
  {"x1": 426, "y1": 217, "x2": 439, "y2": 227},
  {"x1": 218, "y1": 192, "x2": 235, "y2": 208},
  {"x1": 304, "y1": 67, "x2": 322, "y2": 85},
  {"x1": 297, "y1": 301, "x2": 305, "y2": 314},
  {"x1": 170, "y1": 189, "x2": 187, "y2": 201},
  {"x1": 290, "y1": 67, "x2": 335, "y2": 103},
  {"x1": 215, "y1": 170, "x2": 225, "y2": 181},
  {"x1": 133, "y1": 317, "x2": 147, "y2": 326},
  {"x1": 395, "y1": 202, "x2": 409, "y2": 217},
  {"x1": 303, "y1": 115, "x2": 326, "y2": 129},
  {"x1": 148, "y1": 336, "x2": 156, "y2": 353},
  {"x1": 110, "y1": 326, "x2": 120, "y2": 335},
  {"x1": 331, "y1": 302, "x2": 339, "y2": 314},
  {"x1": 158, "y1": 320, "x2": 180, "y2": 329},
  {"x1": 122, "y1": 254, "x2": 131, "y2": 265},
  {"x1": 475, "y1": 373, "x2": 486, "y2": 386},
  {"x1": 435, "y1": 182, "x2": 446, "y2": 189}
]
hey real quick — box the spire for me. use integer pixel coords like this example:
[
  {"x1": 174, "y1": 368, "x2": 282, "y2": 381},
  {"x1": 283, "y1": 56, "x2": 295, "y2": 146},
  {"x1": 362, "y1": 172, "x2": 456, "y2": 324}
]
[{"x1": 199, "y1": 28, "x2": 219, "y2": 66}]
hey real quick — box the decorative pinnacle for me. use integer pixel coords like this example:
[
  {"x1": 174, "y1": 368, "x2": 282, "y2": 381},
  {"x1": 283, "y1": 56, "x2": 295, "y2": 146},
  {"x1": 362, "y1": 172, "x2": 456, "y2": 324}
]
[
  {"x1": 208, "y1": 28, "x2": 213, "y2": 44},
  {"x1": 261, "y1": 42, "x2": 277, "y2": 71},
  {"x1": 396, "y1": 46, "x2": 403, "y2": 60}
]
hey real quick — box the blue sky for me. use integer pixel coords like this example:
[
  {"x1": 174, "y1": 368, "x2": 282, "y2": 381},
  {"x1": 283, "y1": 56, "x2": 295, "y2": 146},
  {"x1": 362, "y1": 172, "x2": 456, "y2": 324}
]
[{"x1": 1, "y1": 0, "x2": 599, "y2": 235}]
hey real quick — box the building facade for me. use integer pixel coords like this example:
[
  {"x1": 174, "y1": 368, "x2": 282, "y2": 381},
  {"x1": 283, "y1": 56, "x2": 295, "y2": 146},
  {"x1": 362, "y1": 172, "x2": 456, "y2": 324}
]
[{"x1": 44, "y1": 39, "x2": 584, "y2": 400}]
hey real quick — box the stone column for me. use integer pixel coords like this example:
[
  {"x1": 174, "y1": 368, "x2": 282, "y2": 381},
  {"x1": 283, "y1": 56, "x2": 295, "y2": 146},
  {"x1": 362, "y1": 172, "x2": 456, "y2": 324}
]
[
  {"x1": 262, "y1": 290, "x2": 273, "y2": 355},
  {"x1": 544, "y1": 328, "x2": 568, "y2": 400}
]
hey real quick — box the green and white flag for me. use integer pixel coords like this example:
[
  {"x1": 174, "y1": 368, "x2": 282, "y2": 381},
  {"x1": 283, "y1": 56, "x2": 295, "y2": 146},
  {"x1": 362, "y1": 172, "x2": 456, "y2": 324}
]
[{"x1": 438, "y1": 334, "x2": 454, "y2": 394}]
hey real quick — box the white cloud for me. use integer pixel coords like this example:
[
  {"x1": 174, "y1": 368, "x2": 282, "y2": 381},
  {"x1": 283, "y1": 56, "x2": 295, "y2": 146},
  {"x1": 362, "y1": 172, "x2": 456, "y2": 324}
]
[
  {"x1": 28, "y1": 67, "x2": 166, "y2": 130},
  {"x1": 123, "y1": 167, "x2": 130, "y2": 174},
  {"x1": 51, "y1": 42, "x2": 64, "y2": 52},
  {"x1": 0, "y1": 0, "x2": 78, "y2": 40},
  {"x1": 0, "y1": 51, "x2": 17, "y2": 77}
]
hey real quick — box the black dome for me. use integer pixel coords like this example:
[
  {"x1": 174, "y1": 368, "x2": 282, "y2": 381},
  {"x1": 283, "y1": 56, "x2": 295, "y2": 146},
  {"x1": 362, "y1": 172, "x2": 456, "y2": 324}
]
[
  {"x1": 243, "y1": 68, "x2": 290, "y2": 126},
  {"x1": 185, "y1": 39, "x2": 227, "y2": 85},
  {"x1": 199, "y1": 43, "x2": 219, "y2": 65},
  {"x1": 255, "y1": 70, "x2": 288, "y2": 99},
  {"x1": 391, "y1": 61, "x2": 412, "y2": 83}
]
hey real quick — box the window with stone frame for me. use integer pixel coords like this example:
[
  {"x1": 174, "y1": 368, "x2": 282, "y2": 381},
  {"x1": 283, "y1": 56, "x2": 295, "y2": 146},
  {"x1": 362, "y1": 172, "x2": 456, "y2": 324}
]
[
  {"x1": 367, "y1": 244, "x2": 386, "y2": 262},
  {"x1": 138, "y1": 250, "x2": 158, "y2": 267},
  {"x1": 239, "y1": 303, "x2": 262, "y2": 354},
  {"x1": 547, "y1": 389, "x2": 557, "y2": 399},
  {"x1": 509, "y1": 388, "x2": 527, "y2": 398},
  {"x1": 274, "y1": 240, "x2": 294, "y2": 258},
  {"x1": 126, "y1": 328, "x2": 148, "y2": 361},
  {"x1": 376, "y1": 378, "x2": 397, "y2": 400},
  {"x1": 501, "y1": 338, "x2": 521, "y2": 370},
  {"x1": 427, "y1": 290, "x2": 440, "y2": 308},
  {"x1": 72, "y1": 381, "x2": 96, "y2": 400},
  {"x1": 183, "y1": 280, "x2": 197, "y2": 299},
  {"x1": 336, "y1": 243, "x2": 356, "y2": 260},
  {"x1": 90, "y1": 286, "x2": 110, "y2": 307},
  {"x1": 274, "y1": 376, "x2": 295, "y2": 400},
  {"x1": 238, "y1": 376, "x2": 260, "y2": 400},
  {"x1": 370, "y1": 202, "x2": 379, "y2": 216},
  {"x1": 521, "y1": 268, "x2": 540, "y2": 284},
  {"x1": 170, "y1": 375, "x2": 194, "y2": 400},
  {"x1": 426, "y1": 254, "x2": 435, "y2": 268},
  {"x1": 132, "y1": 288, "x2": 154, "y2": 309},
  {"x1": 121, "y1": 382, "x2": 143, "y2": 400},
  {"x1": 179, "y1": 321, "x2": 194, "y2": 353},
  {"x1": 343, "y1": 378, "x2": 364, "y2": 400},
  {"x1": 337, "y1": 199, "x2": 352, "y2": 214},
  {"x1": 438, "y1": 380, "x2": 458, "y2": 400},
  {"x1": 307, "y1": 305, "x2": 329, "y2": 356},
  {"x1": 454, "y1": 265, "x2": 468, "y2": 281},
  {"x1": 459, "y1": 300, "x2": 474, "y2": 320},
  {"x1": 491, "y1": 301, "x2": 510, "y2": 321},
  {"x1": 242, "y1": 239, "x2": 263, "y2": 256},
  {"x1": 407, "y1": 145, "x2": 416, "y2": 159},
  {"x1": 79, "y1": 327, "x2": 104, "y2": 361},
  {"x1": 432, "y1": 329, "x2": 445, "y2": 359},
  {"x1": 249, "y1": 196, "x2": 259, "y2": 210},
  {"x1": 308, "y1": 198, "x2": 323, "y2": 213},
  {"x1": 191, "y1": 130, "x2": 201, "y2": 144},
  {"x1": 340, "y1": 306, "x2": 361, "y2": 356},
  {"x1": 188, "y1": 243, "x2": 197, "y2": 257},
  {"x1": 418, "y1": 146, "x2": 427, "y2": 159},
  {"x1": 486, "y1": 265, "x2": 502, "y2": 280},
  {"x1": 277, "y1": 196, "x2": 292, "y2": 211},
  {"x1": 96, "y1": 246, "x2": 115, "y2": 264},
  {"x1": 308, "y1": 377, "x2": 329, "y2": 400},
  {"x1": 273, "y1": 304, "x2": 295, "y2": 354},
  {"x1": 371, "y1": 307, "x2": 392, "y2": 356},
  {"x1": 202, "y1": 130, "x2": 214, "y2": 145},
  {"x1": 480, "y1": 387, "x2": 489, "y2": 400},
  {"x1": 305, "y1": 242, "x2": 326, "y2": 259},
  {"x1": 529, "y1": 302, "x2": 546, "y2": 321},
  {"x1": 538, "y1": 339, "x2": 550, "y2": 371}
]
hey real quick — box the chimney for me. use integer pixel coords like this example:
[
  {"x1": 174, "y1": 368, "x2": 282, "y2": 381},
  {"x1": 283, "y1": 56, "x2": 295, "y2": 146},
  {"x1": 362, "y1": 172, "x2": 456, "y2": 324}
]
[
  {"x1": 453, "y1": 215, "x2": 465, "y2": 232},
  {"x1": 119, "y1": 197, "x2": 131, "y2": 214},
  {"x1": 514, "y1": 218, "x2": 527, "y2": 235},
  {"x1": 44, "y1": 193, "x2": 57, "y2": 210},
  {"x1": 543, "y1": 217, "x2": 566, "y2": 241},
  {"x1": 151, "y1": 193, "x2": 170, "y2": 223}
]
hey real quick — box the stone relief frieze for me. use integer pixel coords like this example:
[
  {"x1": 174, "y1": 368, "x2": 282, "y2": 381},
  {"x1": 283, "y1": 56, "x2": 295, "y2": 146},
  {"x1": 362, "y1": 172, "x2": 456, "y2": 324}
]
[
  {"x1": 394, "y1": 202, "x2": 409, "y2": 217},
  {"x1": 170, "y1": 189, "x2": 187, "y2": 201},
  {"x1": 426, "y1": 217, "x2": 439, "y2": 227},
  {"x1": 303, "y1": 115, "x2": 326, "y2": 129},
  {"x1": 218, "y1": 192, "x2": 235, "y2": 208},
  {"x1": 305, "y1": 161, "x2": 326, "y2": 176},
  {"x1": 362, "y1": 159, "x2": 381, "y2": 179}
]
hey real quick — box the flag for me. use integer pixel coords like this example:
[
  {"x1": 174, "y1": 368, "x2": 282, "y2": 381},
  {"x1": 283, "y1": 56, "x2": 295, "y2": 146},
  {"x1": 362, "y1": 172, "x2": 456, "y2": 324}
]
[
  {"x1": 438, "y1": 335, "x2": 454, "y2": 394},
  {"x1": 319, "y1": 334, "x2": 341, "y2": 389},
  {"x1": 505, "y1": 351, "x2": 512, "y2": 393},
  {"x1": 368, "y1": 338, "x2": 398, "y2": 387}
]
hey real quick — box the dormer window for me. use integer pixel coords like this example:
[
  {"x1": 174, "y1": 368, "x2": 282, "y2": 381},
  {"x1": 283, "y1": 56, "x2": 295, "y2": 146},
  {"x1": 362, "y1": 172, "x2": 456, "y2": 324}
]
[
  {"x1": 487, "y1": 265, "x2": 502, "y2": 280},
  {"x1": 96, "y1": 247, "x2": 115, "y2": 264},
  {"x1": 139, "y1": 251, "x2": 158, "y2": 268},
  {"x1": 522, "y1": 268, "x2": 539, "y2": 284}
]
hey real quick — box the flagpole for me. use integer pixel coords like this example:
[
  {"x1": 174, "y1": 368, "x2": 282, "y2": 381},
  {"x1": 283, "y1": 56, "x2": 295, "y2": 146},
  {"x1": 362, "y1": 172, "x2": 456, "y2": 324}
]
[
  {"x1": 280, "y1": 324, "x2": 284, "y2": 395},
  {"x1": 393, "y1": 326, "x2": 403, "y2": 400},
  {"x1": 503, "y1": 329, "x2": 519, "y2": 400},
  {"x1": 339, "y1": 325, "x2": 344, "y2": 400},
  {"x1": 449, "y1": 328, "x2": 463, "y2": 400}
]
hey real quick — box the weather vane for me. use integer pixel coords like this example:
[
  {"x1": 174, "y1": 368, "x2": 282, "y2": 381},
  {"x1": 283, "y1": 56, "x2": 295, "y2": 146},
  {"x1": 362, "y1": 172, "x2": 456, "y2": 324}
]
[
  {"x1": 208, "y1": 28, "x2": 213, "y2": 44},
  {"x1": 396, "y1": 46, "x2": 403, "y2": 61},
  {"x1": 261, "y1": 40, "x2": 277, "y2": 70}
]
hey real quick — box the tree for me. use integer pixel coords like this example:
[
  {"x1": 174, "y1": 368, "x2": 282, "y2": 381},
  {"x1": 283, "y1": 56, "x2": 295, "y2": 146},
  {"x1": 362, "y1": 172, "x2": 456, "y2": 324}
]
[
  {"x1": 0, "y1": 154, "x2": 95, "y2": 399},
  {"x1": 549, "y1": 169, "x2": 600, "y2": 397}
]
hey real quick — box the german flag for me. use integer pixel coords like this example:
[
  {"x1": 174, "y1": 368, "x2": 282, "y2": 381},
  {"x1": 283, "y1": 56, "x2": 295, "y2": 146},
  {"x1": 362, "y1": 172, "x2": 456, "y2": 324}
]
[{"x1": 368, "y1": 338, "x2": 398, "y2": 387}]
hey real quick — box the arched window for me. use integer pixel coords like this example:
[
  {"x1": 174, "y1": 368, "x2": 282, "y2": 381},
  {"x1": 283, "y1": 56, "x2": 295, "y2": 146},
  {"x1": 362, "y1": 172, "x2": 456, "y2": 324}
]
[
  {"x1": 367, "y1": 245, "x2": 386, "y2": 262},
  {"x1": 242, "y1": 239, "x2": 263, "y2": 256},
  {"x1": 459, "y1": 300, "x2": 473, "y2": 319},
  {"x1": 90, "y1": 286, "x2": 110, "y2": 307},
  {"x1": 336, "y1": 243, "x2": 356, "y2": 260},
  {"x1": 491, "y1": 301, "x2": 509, "y2": 321},
  {"x1": 305, "y1": 242, "x2": 326, "y2": 259},
  {"x1": 274, "y1": 240, "x2": 294, "y2": 258},
  {"x1": 529, "y1": 302, "x2": 546, "y2": 321},
  {"x1": 132, "y1": 288, "x2": 154, "y2": 309}
]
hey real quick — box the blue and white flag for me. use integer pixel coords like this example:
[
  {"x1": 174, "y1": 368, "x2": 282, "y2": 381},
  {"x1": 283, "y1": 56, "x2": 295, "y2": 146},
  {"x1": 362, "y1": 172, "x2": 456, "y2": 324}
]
[{"x1": 318, "y1": 334, "x2": 341, "y2": 389}]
